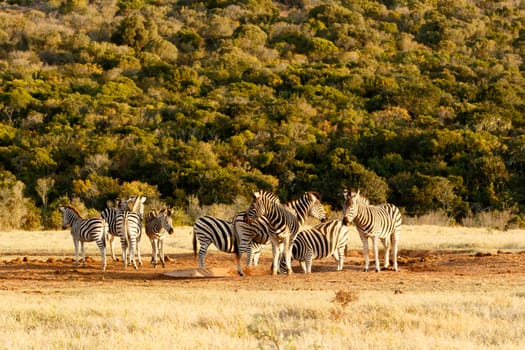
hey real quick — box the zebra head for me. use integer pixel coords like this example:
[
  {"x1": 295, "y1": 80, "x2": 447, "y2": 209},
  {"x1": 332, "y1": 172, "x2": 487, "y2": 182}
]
[
  {"x1": 161, "y1": 209, "x2": 175, "y2": 235},
  {"x1": 244, "y1": 190, "x2": 280, "y2": 224},
  {"x1": 58, "y1": 205, "x2": 81, "y2": 229},
  {"x1": 124, "y1": 195, "x2": 147, "y2": 218},
  {"x1": 342, "y1": 189, "x2": 360, "y2": 225},
  {"x1": 303, "y1": 192, "x2": 327, "y2": 223}
]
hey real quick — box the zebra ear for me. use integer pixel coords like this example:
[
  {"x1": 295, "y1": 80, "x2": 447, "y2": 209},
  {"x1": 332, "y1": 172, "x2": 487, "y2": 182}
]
[
  {"x1": 253, "y1": 191, "x2": 261, "y2": 199},
  {"x1": 343, "y1": 189, "x2": 348, "y2": 199}
]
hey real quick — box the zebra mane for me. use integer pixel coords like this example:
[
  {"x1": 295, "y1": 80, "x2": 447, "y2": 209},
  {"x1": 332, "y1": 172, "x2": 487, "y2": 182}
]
[
  {"x1": 308, "y1": 191, "x2": 321, "y2": 200},
  {"x1": 254, "y1": 190, "x2": 280, "y2": 204},
  {"x1": 354, "y1": 191, "x2": 369, "y2": 206},
  {"x1": 64, "y1": 205, "x2": 83, "y2": 218}
]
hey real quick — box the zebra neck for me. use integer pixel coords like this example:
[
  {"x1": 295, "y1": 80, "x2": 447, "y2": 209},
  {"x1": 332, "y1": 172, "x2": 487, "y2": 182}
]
[
  {"x1": 286, "y1": 199, "x2": 308, "y2": 225},
  {"x1": 353, "y1": 205, "x2": 372, "y2": 227}
]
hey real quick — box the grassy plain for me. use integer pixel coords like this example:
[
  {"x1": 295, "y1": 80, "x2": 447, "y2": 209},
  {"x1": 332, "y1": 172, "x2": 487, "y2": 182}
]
[{"x1": 1, "y1": 225, "x2": 525, "y2": 349}]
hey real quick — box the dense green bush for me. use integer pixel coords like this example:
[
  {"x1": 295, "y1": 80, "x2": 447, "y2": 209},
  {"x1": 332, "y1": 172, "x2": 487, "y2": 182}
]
[{"x1": 0, "y1": 0, "x2": 525, "y2": 229}]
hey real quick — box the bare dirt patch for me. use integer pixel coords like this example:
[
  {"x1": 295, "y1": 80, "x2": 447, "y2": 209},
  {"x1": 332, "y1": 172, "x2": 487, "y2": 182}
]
[{"x1": 1, "y1": 250, "x2": 525, "y2": 293}]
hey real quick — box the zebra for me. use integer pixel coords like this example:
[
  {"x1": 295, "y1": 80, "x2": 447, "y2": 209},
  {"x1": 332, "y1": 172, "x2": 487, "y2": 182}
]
[
  {"x1": 192, "y1": 215, "x2": 239, "y2": 269},
  {"x1": 58, "y1": 205, "x2": 107, "y2": 271},
  {"x1": 116, "y1": 195, "x2": 146, "y2": 269},
  {"x1": 279, "y1": 220, "x2": 348, "y2": 274},
  {"x1": 342, "y1": 189, "x2": 402, "y2": 272},
  {"x1": 100, "y1": 198, "x2": 129, "y2": 261},
  {"x1": 231, "y1": 211, "x2": 276, "y2": 267},
  {"x1": 145, "y1": 209, "x2": 174, "y2": 268},
  {"x1": 242, "y1": 190, "x2": 327, "y2": 276}
]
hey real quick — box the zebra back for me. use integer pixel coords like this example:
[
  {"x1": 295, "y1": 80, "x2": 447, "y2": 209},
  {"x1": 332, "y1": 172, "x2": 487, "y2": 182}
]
[
  {"x1": 279, "y1": 219, "x2": 348, "y2": 273},
  {"x1": 294, "y1": 220, "x2": 348, "y2": 259},
  {"x1": 193, "y1": 215, "x2": 237, "y2": 255}
]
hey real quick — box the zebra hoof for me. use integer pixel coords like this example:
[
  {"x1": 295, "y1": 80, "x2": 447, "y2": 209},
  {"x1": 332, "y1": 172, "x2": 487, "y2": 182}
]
[
  {"x1": 375, "y1": 269, "x2": 380, "y2": 273},
  {"x1": 237, "y1": 271, "x2": 244, "y2": 277}
]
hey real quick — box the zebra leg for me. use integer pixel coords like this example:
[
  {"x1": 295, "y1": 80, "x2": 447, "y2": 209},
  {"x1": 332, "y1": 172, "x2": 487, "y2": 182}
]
[
  {"x1": 300, "y1": 260, "x2": 307, "y2": 273},
  {"x1": 150, "y1": 238, "x2": 156, "y2": 265},
  {"x1": 305, "y1": 249, "x2": 313, "y2": 273},
  {"x1": 159, "y1": 239, "x2": 166, "y2": 268},
  {"x1": 73, "y1": 238, "x2": 80, "y2": 269},
  {"x1": 361, "y1": 235, "x2": 370, "y2": 272},
  {"x1": 129, "y1": 238, "x2": 138, "y2": 270},
  {"x1": 393, "y1": 232, "x2": 400, "y2": 272},
  {"x1": 372, "y1": 236, "x2": 380, "y2": 272},
  {"x1": 109, "y1": 235, "x2": 117, "y2": 261},
  {"x1": 284, "y1": 238, "x2": 293, "y2": 275},
  {"x1": 336, "y1": 246, "x2": 345, "y2": 271},
  {"x1": 136, "y1": 242, "x2": 142, "y2": 266},
  {"x1": 253, "y1": 251, "x2": 261, "y2": 266},
  {"x1": 81, "y1": 241, "x2": 87, "y2": 268},
  {"x1": 120, "y1": 236, "x2": 128, "y2": 268},
  {"x1": 198, "y1": 241, "x2": 210, "y2": 269},
  {"x1": 246, "y1": 246, "x2": 253, "y2": 266},
  {"x1": 270, "y1": 242, "x2": 280, "y2": 275},
  {"x1": 382, "y1": 237, "x2": 391, "y2": 270},
  {"x1": 97, "y1": 240, "x2": 107, "y2": 271}
]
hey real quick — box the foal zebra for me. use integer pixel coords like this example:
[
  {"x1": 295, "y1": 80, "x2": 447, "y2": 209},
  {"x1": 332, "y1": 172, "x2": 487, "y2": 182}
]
[
  {"x1": 116, "y1": 195, "x2": 146, "y2": 269},
  {"x1": 145, "y1": 209, "x2": 174, "y2": 268},
  {"x1": 342, "y1": 189, "x2": 402, "y2": 272},
  {"x1": 243, "y1": 190, "x2": 327, "y2": 276},
  {"x1": 279, "y1": 219, "x2": 348, "y2": 274},
  {"x1": 59, "y1": 205, "x2": 107, "y2": 271}
]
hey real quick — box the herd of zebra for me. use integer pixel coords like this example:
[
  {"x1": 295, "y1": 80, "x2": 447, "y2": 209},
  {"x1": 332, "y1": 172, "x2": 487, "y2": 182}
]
[
  {"x1": 59, "y1": 195, "x2": 175, "y2": 271},
  {"x1": 58, "y1": 189, "x2": 402, "y2": 275},
  {"x1": 194, "y1": 189, "x2": 402, "y2": 275}
]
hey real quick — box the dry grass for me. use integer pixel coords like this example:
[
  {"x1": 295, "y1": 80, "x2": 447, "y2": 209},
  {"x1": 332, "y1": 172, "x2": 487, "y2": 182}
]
[{"x1": 0, "y1": 288, "x2": 524, "y2": 349}]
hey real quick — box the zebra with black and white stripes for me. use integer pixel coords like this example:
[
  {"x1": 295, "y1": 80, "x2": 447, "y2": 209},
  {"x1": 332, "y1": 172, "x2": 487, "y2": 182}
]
[
  {"x1": 342, "y1": 189, "x2": 402, "y2": 272},
  {"x1": 192, "y1": 215, "x2": 236, "y2": 269},
  {"x1": 116, "y1": 195, "x2": 146, "y2": 269},
  {"x1": 232, "y1": 211, "x2": 275, "y2": 267},
  {"x1": 242, "y1": 190, "x2": 327, "y2": 276},
  {"x1": 279, "y1": 220, "x2": 348, "y2": 274},
  {"x1": 146, "y1": 209, "x2": 174, "y2": 268},
  {"x1": 100, "y1": 198, "x2": 129, "y2": 261},
  {"x1": 59, "y1": 205, "x2": 107, "y2": 271}
]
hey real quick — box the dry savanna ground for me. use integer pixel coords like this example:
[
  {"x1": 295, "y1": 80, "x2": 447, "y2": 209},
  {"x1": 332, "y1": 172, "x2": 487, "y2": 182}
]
[{"x1": 1, "y1": 224, "x2": 525, "y2": 349}]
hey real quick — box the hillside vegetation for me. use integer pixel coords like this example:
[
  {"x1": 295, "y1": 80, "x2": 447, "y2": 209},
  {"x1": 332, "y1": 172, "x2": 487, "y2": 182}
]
[{"x1": 1, "y1": 0, "x2": 525, "y2": 229}]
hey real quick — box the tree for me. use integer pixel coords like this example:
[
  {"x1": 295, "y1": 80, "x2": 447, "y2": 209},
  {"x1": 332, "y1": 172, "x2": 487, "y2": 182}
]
[{"x1": 36, "y1": 177, "x2": 55, "y2": 209}]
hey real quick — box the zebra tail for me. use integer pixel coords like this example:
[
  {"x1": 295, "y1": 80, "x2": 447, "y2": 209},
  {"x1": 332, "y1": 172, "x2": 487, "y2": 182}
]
[{"x1": 124, "y1": 212, "x2": 130, "y2": 247}]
